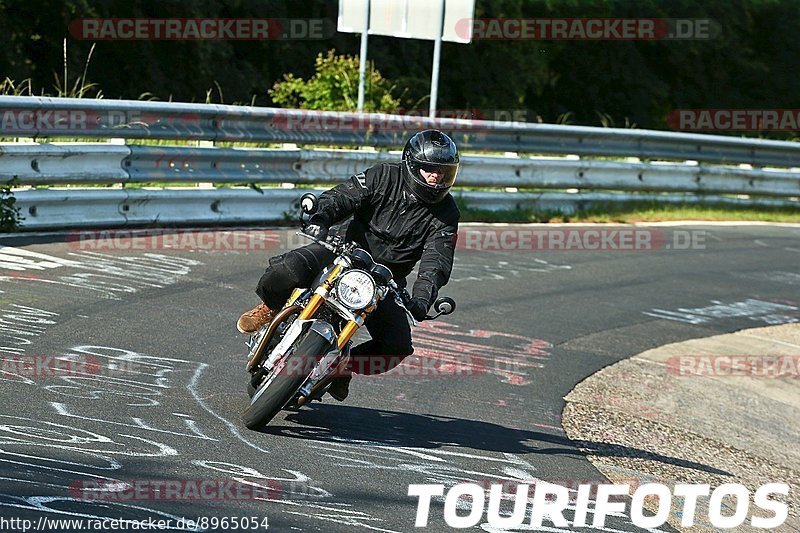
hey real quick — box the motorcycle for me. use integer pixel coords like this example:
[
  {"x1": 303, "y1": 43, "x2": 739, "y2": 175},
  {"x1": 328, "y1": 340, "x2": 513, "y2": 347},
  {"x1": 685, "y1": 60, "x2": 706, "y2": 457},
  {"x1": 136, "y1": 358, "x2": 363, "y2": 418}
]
[{"x1": 242, "y1": 193, "x2": 456, "y2": 429}]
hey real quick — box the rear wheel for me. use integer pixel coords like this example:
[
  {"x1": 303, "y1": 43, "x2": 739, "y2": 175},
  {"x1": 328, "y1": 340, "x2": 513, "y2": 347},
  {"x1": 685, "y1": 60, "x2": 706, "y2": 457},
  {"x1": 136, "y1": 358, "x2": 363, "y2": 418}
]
[{"x1": 242, "y1": 327, "x2": 333, "y2": 429}]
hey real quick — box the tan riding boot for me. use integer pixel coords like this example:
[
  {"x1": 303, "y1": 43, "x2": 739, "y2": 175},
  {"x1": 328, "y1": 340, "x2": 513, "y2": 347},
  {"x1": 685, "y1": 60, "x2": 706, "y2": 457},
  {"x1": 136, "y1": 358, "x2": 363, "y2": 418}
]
[{"x1": 237, "y1": 303, "x2": 276, "y2": 334}]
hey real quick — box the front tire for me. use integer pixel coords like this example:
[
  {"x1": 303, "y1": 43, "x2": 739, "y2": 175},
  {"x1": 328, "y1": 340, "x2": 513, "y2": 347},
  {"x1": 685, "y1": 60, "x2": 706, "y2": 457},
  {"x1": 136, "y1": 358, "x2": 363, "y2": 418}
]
[{"x1": 242, "y1": 328, "x2": 333, "y2": 429}]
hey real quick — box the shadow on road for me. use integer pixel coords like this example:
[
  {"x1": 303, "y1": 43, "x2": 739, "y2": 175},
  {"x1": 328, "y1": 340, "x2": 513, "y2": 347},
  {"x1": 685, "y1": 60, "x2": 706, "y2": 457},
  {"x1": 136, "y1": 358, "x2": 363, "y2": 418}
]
[{"x1": 259, "y1": 404, "x2": 729, "y2": 476}]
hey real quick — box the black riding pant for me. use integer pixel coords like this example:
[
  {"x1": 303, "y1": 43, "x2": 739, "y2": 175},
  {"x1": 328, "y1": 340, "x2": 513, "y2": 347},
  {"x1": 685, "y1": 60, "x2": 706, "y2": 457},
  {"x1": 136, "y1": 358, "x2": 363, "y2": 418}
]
[{"x1": 255, "y1": 244, "x2": 413, "y2": 374}]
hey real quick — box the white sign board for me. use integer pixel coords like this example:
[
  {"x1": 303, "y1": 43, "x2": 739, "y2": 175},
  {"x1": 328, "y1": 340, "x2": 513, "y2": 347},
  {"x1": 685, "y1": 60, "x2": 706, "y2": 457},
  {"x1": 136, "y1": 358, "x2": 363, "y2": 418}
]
[{"x1": 338, "y1": 0, "x2": 474, "y2": 44}]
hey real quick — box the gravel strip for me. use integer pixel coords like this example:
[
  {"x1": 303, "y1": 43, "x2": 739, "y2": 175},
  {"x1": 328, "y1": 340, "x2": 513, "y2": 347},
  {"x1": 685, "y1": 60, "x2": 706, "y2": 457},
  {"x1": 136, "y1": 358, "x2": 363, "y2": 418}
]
[{"x1": 562, "y1": 323, "x2": 800, "y2": 532}]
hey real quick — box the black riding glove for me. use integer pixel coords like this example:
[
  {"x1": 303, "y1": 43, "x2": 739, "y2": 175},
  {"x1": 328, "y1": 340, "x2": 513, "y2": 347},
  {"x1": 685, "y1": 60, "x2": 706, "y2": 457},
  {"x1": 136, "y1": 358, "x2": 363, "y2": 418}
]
[
  {"x1": 305, "y1": 222, "x2": 329, "y2": 241},
  {"x1": 406, "y1": 297, "x2": 429, "y2": 322}
]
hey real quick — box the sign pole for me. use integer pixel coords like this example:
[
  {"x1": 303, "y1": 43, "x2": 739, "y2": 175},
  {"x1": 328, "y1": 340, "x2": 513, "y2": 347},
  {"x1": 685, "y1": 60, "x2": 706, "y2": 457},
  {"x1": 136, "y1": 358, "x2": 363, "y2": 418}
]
[
  {"x1": 428, "y1": 0, "x2": 445, "y2": 118},
  {"x1": 357, "y1": 0, "x2": 371, "y2": 112}
]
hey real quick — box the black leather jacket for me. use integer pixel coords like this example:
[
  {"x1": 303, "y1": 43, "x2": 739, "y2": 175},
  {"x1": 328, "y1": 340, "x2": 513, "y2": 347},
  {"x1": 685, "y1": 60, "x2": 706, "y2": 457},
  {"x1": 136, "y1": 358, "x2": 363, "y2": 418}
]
[{"x1": 311, "y1": 162, "x2": 460, "y2": 306}]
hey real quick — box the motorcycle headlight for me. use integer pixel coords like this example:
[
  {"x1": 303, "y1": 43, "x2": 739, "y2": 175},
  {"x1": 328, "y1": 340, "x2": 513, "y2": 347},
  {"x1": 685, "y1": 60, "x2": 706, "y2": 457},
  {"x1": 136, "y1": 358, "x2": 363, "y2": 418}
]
[{"x1": 335, "y1": 270, "x2": 376, "y2": 310}]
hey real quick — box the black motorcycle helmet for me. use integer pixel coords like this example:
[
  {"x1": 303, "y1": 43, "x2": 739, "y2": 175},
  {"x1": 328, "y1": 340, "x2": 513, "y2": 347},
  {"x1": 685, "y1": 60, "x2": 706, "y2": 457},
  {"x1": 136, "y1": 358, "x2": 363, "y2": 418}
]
[{"x1": 401, "y1": 129, "x2": 460, "y2": 204}]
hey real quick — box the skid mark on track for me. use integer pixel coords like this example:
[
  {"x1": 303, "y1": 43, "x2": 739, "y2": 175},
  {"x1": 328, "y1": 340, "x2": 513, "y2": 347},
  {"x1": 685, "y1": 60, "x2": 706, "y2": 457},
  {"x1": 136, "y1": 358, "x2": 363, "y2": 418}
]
[{"x1": 407, "y1": 321, "x2": 552, "y2": 386}]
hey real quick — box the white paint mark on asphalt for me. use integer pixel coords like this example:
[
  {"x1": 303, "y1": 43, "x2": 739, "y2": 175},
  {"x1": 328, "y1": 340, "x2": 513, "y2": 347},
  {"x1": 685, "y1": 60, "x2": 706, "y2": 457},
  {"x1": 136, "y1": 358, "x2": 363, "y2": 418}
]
[
  {"x1": 450, "y1": 258, "x2": 571, "y2": 282},
  {"x1": 643, "y1": 298, "x2": 799, "y2": 325},
  {"x1": 0, "y1": 304, "x2": 278, "y2": 529},
  {"x1": 0, "y1": 495, "x2": 202, "y2": 531},
  {"x1": 734, "y1": 271, "x2": 800, "y2": 286},
  {"x1": 237, "y1": 470, "x2": 333, "y2": 499},
  {"x1": 0, "y1": 247, "x2": 202, "y2": 300},
  {"x1": 280, "y1": 509, "x2": 403, "y2": 533},
  {"x1": 41, "y1": 345, "x2": 216, "y2": 442},
  {"x1": 310, "y1": 436, "x2": 666, "y2": 531},
  {"x1": 0, "y1": 247, "x2": 78, "y2": 270},
  {"x1": 50, "y1": 405, "x2": 191, "y2": 450},
  {"x1": 187, "y1": 362, "x2": 271, "y2": 454},
  {"x1": 192, "y1": 460, "x2": 413, "y2": 531},
  {"x1": 0, "y1": 345, "x2": 221, "y2": 529},
  {"x1": 0, "y1": 304, "x2": 58, "y2": 356}
]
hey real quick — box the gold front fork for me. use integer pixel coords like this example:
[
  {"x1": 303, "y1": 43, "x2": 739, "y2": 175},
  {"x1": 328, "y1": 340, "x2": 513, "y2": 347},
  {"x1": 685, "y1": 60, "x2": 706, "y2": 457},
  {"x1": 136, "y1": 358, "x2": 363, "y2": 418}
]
[
  {"x1": 337, "y1": 319, "x2": 360, "y2": 349},
  {"x1": 337, "y1": 303, "x2": 372, "y2": 349}
]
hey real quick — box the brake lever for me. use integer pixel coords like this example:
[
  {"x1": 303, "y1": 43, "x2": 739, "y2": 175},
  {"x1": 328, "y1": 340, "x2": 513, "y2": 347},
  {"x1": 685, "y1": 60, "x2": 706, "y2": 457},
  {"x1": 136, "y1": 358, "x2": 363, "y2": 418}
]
[
  {"x1": 296, "y1": 231, "x2": 337, "y2": 252},
  {"x1": 389, "y1": 282, "x2": 418, "y2": 326}
]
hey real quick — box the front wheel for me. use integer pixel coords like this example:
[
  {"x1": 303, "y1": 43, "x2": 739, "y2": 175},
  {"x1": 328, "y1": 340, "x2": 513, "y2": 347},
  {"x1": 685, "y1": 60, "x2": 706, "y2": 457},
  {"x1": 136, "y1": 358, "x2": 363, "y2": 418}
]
[{"x1": 242, "y1": 328, "x2": 332, "y2": 429}]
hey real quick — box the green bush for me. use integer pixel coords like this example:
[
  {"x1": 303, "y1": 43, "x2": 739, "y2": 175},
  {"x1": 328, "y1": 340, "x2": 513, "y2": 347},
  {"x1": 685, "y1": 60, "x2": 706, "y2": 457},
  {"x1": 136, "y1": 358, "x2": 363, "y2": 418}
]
[
  {"x1": 1, "y1": 178, "x2": 22, "y2": 232},
  {"x1": 270, "y1": 50, "x2": 401, "y2": 113}
]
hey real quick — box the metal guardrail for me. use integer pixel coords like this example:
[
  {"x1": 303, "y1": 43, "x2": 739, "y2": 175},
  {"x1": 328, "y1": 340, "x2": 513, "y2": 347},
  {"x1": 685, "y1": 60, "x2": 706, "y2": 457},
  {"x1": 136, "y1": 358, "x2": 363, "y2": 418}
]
[
  {"x1": 12, "y1": 188, "x2": 302, "y2": 229},
  {"x1": 1, "y1": 96, "x2": 799, "y2": 230},
  {"x1": 1, "y1": 143, "x2": 130, "y2": 184},
  {"x1": 12, "y1": 188, "x2": 798, "y2": 230},
  {"x1": 5, "y1": 143, "x2": 800, "y2": 197},
  {"x1": 2, "y1": 95, "x2": 800, "y2": 166}
]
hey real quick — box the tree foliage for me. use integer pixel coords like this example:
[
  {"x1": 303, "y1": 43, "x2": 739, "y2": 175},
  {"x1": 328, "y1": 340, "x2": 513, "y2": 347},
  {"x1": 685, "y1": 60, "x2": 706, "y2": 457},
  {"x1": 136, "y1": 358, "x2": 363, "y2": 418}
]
[
  {"x1": 0, "y1": 0, "x2": 797, "y2": 135},
  {"x1": 270, "y1": 50, "x2": 401, "y2": 112}
]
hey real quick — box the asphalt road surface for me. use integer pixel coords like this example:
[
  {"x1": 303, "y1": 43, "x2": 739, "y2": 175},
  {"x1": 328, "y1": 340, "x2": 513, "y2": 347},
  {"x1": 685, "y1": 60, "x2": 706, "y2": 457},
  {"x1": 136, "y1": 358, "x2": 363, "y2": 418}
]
[{"x1": 0, "y1": 223, "x2": 797, "y2": 532}]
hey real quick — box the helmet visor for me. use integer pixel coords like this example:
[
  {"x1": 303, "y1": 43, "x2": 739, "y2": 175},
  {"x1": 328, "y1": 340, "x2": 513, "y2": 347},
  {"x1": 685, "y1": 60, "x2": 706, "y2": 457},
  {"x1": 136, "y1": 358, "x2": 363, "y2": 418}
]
[{"x1": 409, "y1": 159, "x2": 459, "y2": 190}]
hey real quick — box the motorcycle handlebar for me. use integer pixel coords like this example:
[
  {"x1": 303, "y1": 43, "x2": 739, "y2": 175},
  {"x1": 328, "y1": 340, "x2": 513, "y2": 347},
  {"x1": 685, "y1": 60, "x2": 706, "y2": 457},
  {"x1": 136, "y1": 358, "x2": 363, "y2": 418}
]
[{"x1": 297, "y1": 230, "x2": 446, "y2": 322}]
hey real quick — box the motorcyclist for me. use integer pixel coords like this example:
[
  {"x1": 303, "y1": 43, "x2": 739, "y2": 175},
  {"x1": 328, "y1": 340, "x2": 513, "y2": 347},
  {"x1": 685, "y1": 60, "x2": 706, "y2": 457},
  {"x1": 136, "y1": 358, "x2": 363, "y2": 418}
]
[{"x1": 237, "y1": 129, "x2": 460, "y2": 401}]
